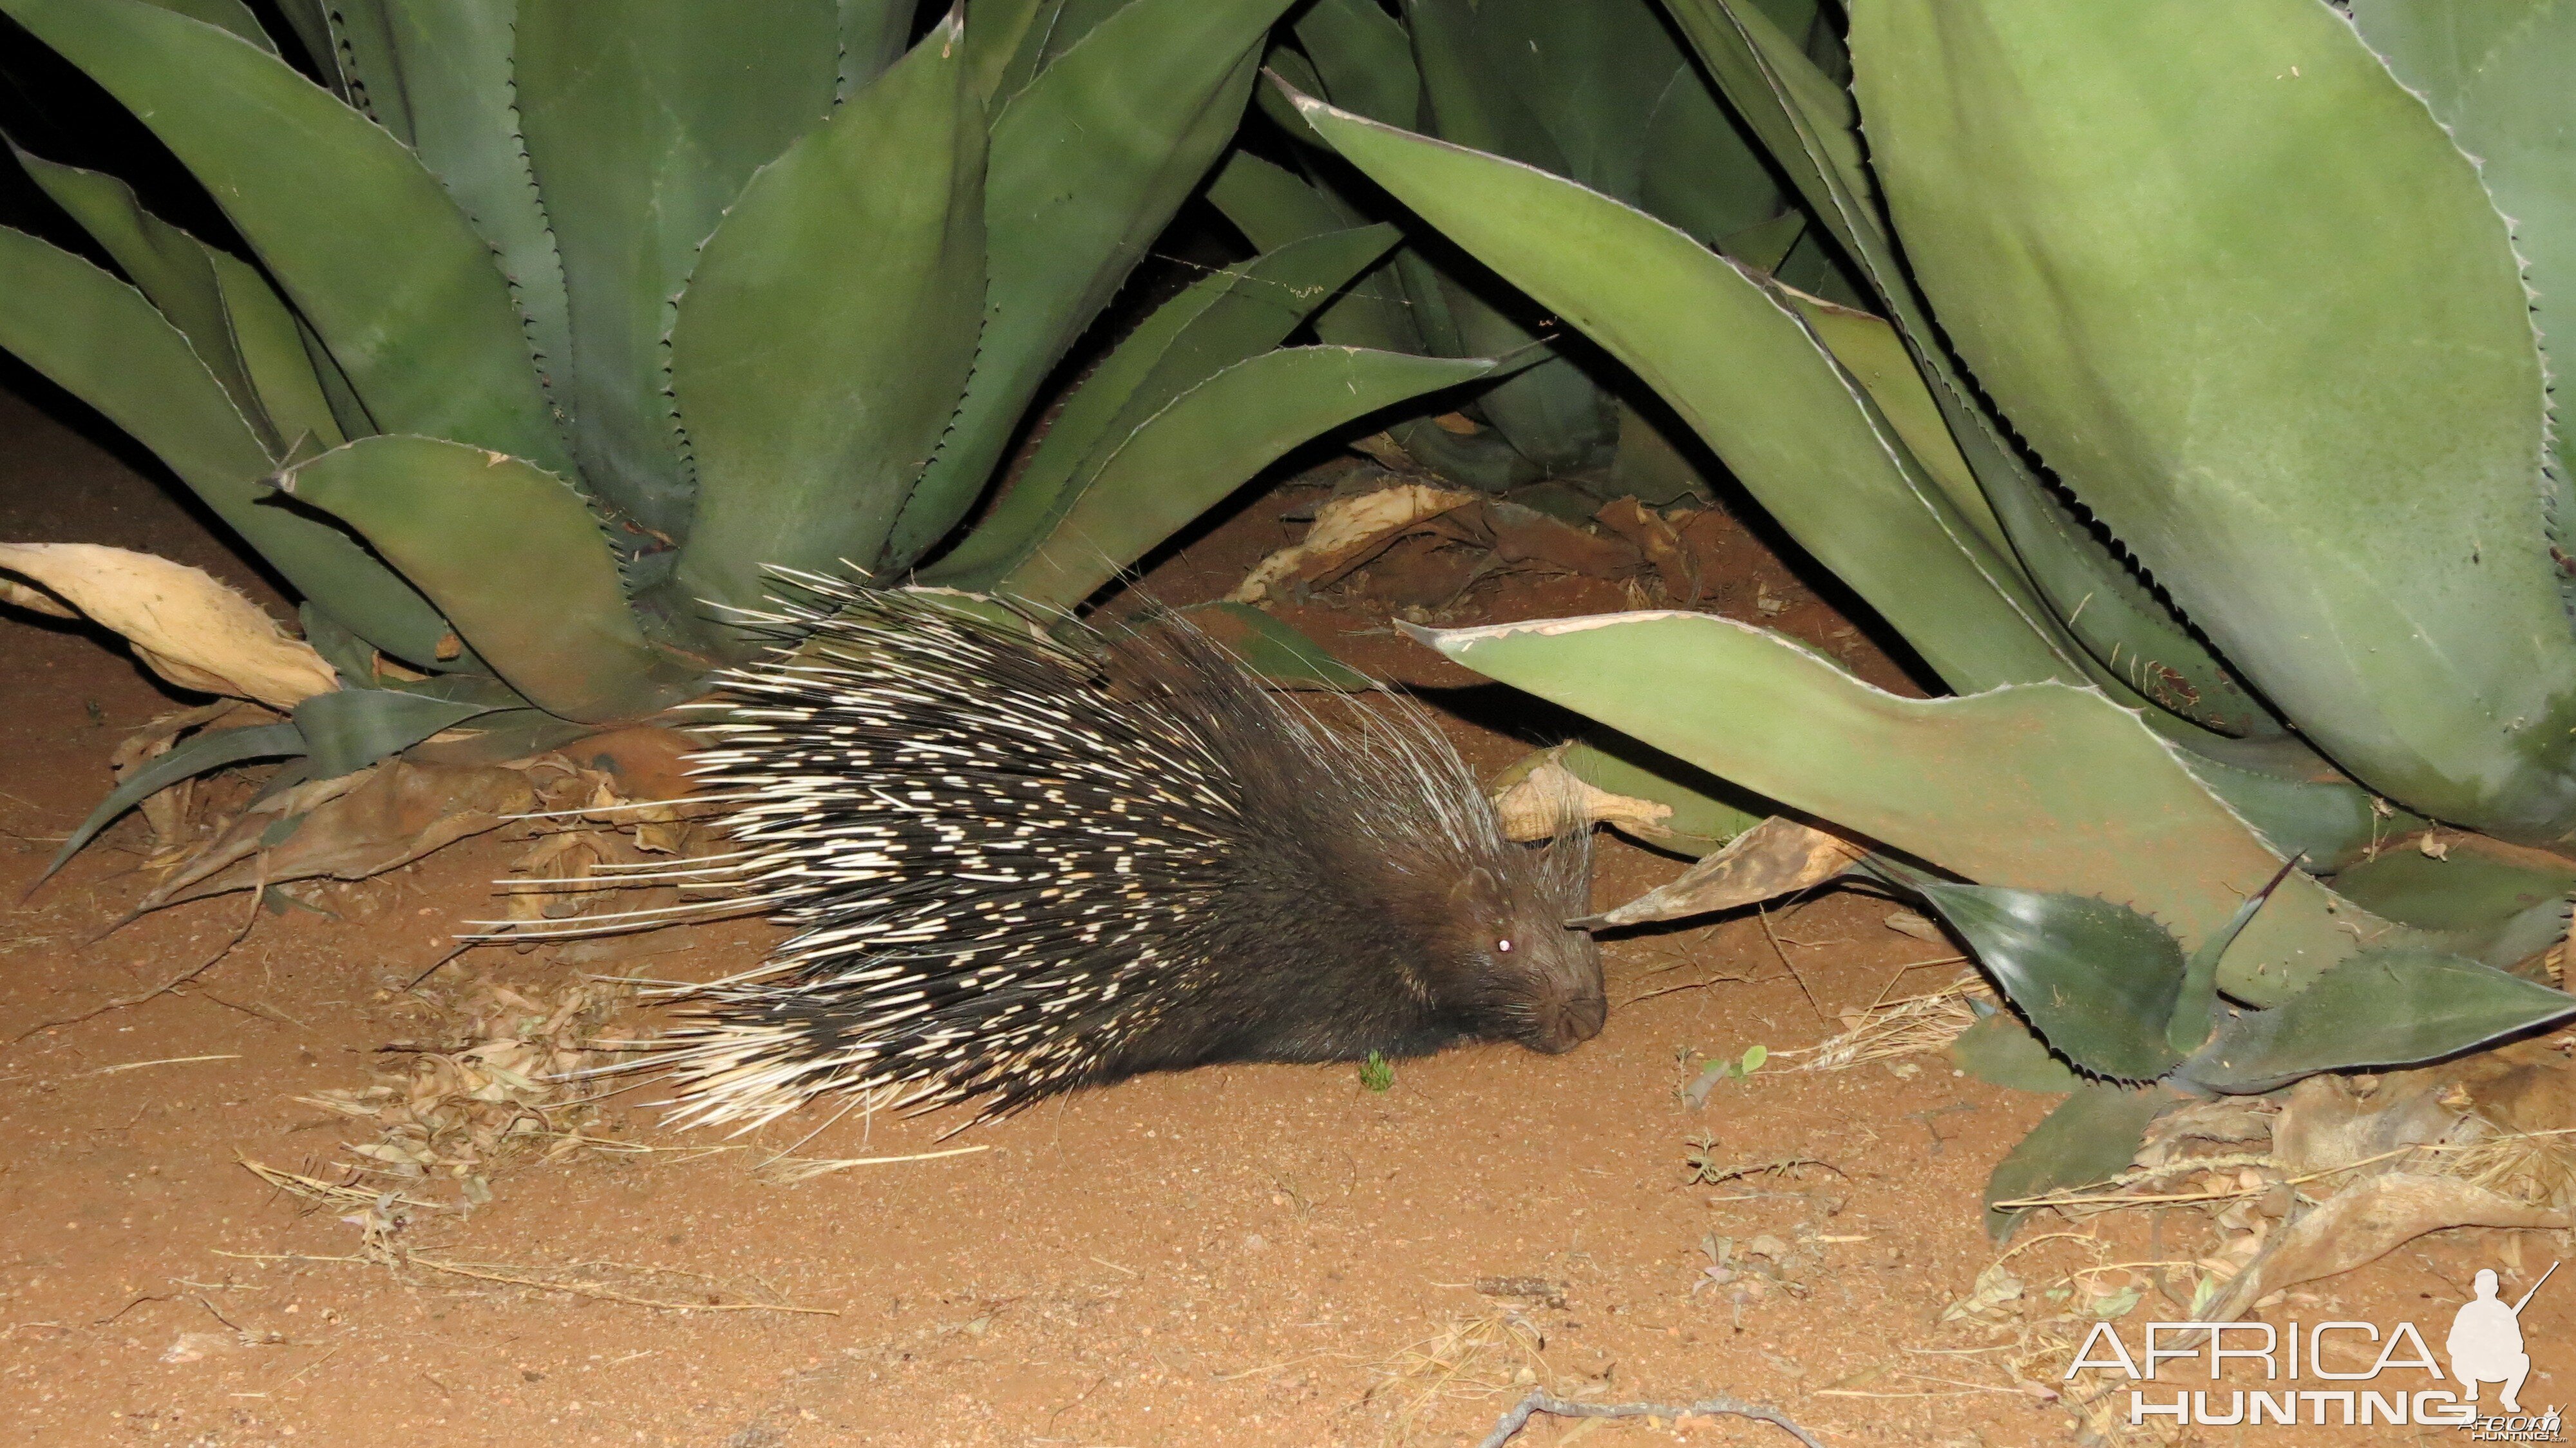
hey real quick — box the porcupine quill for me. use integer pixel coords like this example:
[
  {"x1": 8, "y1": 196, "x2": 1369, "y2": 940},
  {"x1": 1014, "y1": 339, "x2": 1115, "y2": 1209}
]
[{"x1": 509, "y1": 578, "x2": 1603, "y2": 1130}]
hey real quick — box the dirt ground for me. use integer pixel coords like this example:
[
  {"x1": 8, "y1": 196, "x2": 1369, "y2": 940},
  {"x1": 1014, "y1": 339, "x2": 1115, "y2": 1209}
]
[{"x1": 3, "y1": 381, "x2": 2571, "y2": 1448}]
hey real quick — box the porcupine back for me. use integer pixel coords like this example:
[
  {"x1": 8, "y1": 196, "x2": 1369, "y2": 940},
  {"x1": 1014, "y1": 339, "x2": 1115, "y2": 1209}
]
[{"x1": 636, "y1": 582, "x2": 1604, "y2": 1129}]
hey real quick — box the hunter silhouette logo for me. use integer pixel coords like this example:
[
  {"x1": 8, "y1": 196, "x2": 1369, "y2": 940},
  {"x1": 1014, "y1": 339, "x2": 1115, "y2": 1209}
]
[
  {"x1": 2453, "y1": 1264, "x2": 2553, "y2": 1415},
  {"x1": 2062, "y1": 1257, "x2": 2563, "y2": 1434}
]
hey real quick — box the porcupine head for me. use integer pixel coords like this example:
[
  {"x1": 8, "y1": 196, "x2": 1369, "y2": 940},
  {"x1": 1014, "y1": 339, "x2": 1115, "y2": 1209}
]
[{"x1": 649, "y1": 584, "x2": 1605, "y2": 1128}]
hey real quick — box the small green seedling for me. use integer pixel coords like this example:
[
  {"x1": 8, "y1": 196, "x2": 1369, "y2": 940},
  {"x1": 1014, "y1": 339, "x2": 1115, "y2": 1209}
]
[{"x1": 1358, "y1": 1051, "x2": 1395, "y2": 1093}]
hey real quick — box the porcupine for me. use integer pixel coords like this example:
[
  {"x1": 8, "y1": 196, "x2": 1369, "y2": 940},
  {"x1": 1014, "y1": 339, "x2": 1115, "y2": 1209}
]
[{"x1": 631, "y1": 579, "x2": 1604, "y2": 1129}]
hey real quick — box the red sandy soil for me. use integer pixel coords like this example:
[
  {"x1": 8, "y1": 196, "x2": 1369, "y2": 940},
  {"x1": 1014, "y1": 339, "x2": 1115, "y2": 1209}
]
[{"x1": 2, "y1": 385, "x2": 2567, "y2": 1447}]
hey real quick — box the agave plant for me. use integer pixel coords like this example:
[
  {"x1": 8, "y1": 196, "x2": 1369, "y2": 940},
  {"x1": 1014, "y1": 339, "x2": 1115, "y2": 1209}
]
[
  {"x1": 1278, "y1": 0, "x2": 2576, "y2": 1229},
  {"x1": 0, "y1": 0, "x2": 1494, "y2": 872},
  {"x1": 1209, "y1": 0, "x2": 1854, "y2": 499}
]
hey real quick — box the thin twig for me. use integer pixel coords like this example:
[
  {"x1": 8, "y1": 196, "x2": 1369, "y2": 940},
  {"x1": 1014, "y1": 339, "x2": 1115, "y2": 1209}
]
[
  {"x1": 1756, "y1": 904, "x2": 1830, "y2": 1024},
  {"x1": 12, "y1": 855, "x2": 267, "y2": 1044},
  {"x1": 1475, "y1": 1388, "x2": 1825, "y2": 1448}
]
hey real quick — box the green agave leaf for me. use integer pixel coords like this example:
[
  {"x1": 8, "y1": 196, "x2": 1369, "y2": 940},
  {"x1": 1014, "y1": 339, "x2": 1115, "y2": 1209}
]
[
  {"x1": 1000, "y1": 347, "x2": 1495, "y2": 608},
  {"x1": 11, "y1": 148, "x2": 275, "y2": 455},
  {"x1": 1638, "y1": 57, "x2": 1793, "y2": 251},
  {"x1": 1473, "y1": 0, "x2": 1690, "y2": 205},
  {"x1": 2324, "y1": 846, "x2": 2576, "y2": 969},
  {"x1": 837, "y1": 0, "x2": 918, "y2": 97},
  {"x1": 1904, "y1": 876, "x2": 2188, "y2": 1082},
  {"x1": 2166, "y1": 732, "x2": 2429, "y2": 876},
  {"x1": 1984, "y1": 1083, "x2": 2166, "y2": 1242},
  {"x1": 268, "y1": 0, "x2": 341, "y2": 91},
  {"x1": 1031, "y1": 0, "x2": 1128, "y2": 74},
  {"x1": 669, "y1": 13, "x2": 985, "y2": 616},
  {"x1": 1853, "y1": 0, "x2": 2576, "y2": 840},
  {"x1": 1291, "y1": 90, "x2": 2081, "y2": 693},
  {"x1": 0, "y1": 0, "x2": 569, "y2": 475},
  {"x1": 1402, "y1": 0, "x2": 1567, "y2": 175},
  {"x1": 1168, "y1": 602, "x2": 1372, "y2": 691},
  {"x1": 1951, "y1": 1009, "x2": 2083, "y2": 1096},
  {"x1": 203, "y1": 249, "x2": 346, "y2": 460},
  {"x1": 965, "y1": 0, "x2": 1054, "y2": 101},
  {"x1": 1416, "y1": 610, "x2": 2409, "y2": 1005},
  {"x1": 135, "y1": 0, "x2": 272, "y2": 51},
  {"x1": 292, "y1": 682, "x2": 506, "y2": 779},
  {"x1": 2186, "y1": 950, "x2": 2576, "y2": 1096},
  {"x1": 884, "y1": 0, "x2": 1295, "y2": 566},
  {"x1": 1399, "y1": 0, "x2": 1612, "y2": 476},
  {"x1": 2350, "y1": 0, "x2": 2576, "y2": 556},
  {"x1": 278, "y1": 436, "x2": 702, "y2": 723},
  {"x1": 928, "y1": 222, "x2": 1399, "y2": 588},
  {"x1": 326, "y1": 1, "x2": 574, "y2": 432},
  {"x1": 1204, "y1": 150, "x2": 1430, "y2": 372},
  {"x1": 43, "y1": 721, "x2": 306, "y2": 881},
  {"x1": 1293, "y1": 0, "x2": 1421, "y2": 129},
  {"x1": 515, "y1": 0, "x2": 840, "y2": 537},
  {"x1": 1675, "y1": 0, "x2": 2276, "y2": 739},
  {"x1": 0, "y1": 225, "x2": 452, "y2": 665}
]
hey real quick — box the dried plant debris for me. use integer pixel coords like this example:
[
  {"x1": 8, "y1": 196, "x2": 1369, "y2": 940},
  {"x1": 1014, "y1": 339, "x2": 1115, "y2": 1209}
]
[
  {"x1": 491, "y1": 752, "x2": 724, "y2": 936},
  {"x1": 298, "y1": 975, "x2": 637, "y2": 1202},
  {"x1": 231, "y1": 1157, "x2": 828, "y2": 1315},
  {"x1": 1367, "y1": 1310, "x2": 1559, "y2": 1444},
  {"x1": 1779, "y1": 973, "x2": 1989, "y2": 1073}
]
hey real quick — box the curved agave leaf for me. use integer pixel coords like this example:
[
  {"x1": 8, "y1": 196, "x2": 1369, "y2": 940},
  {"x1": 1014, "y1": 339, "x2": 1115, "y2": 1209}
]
[
  {"x1": 279, "y1": 437, "x2": 702, "y2": 723},
  {"x1": 1289, "y1": 90, "x2": 2083, "y2": 693},
  {"x1": 1984, "y1": 1083, "x2": 2168, "y2": 1242},
  {"x1": 1951, "y1": 1010, "x2": 2083, "y2": 1096},
  {"x1": 999, "y1": 347, "x2": 1495, "y2": 607},
  {"x1": 515, "y1": 0, "x2": 840, "y2": 537},
  {"x1": 43, "y1": 721, "x2": 306, "y2": 881},
  {"x1": 11, "y1": 148, "x2": 275, "y2": 455},
  {"x1": 885, "y1": 0, "x2": 1298, "y2": 566},
  {"x1": 135, "y1": 0, "x2": 272, "y2": 50},
  {"x1": 321, "y1": 1, "x2": 574, "y2": 431},
  {"x1": 1671, "y1": 0, "x2": 2279, "y2": 739},
  {"x1": 928, "y1": 223, "x2": 1400, "y2": 588},
  {"x1": 1414, "y1": 610, "x2": 2412, "y2": 1004},
  {"x1": 202, "y1": 251, "x2": 346, "y2": 461},
  {"x1": 1853, "y1": 0, "x2": 2576, "y2": 840},
  {"x1": 292, "y1": 679, "x2": 511, "y2": 778},
  {"x1": 2186, "y1": 950, "x2": 2576, "y2": 1095},
  {"x1": 1168, "y1": 602, "x2": 1372, "y2": 692},
  {"x1": 2351, "y1": 0, "x2": 2576, "y2": 557},
  {"x1": 1903, "y1": 878, "x2": 2189, "y2": 1082},
  {"x1": 0, "y1": 227, "x2": 452, "y2": 665},
  {"x1": 0, "y1": 0, "x2": 569, "y2": 475},
  {"x1": 2324, "y1": 845, "x2": 2576, "y2": 969},
  {"x1": 836, "y1": 0, "x2": 918, "y2": 98},
  {"x1": 669, "y1": 12, "x2": 985, "y2": 617}
]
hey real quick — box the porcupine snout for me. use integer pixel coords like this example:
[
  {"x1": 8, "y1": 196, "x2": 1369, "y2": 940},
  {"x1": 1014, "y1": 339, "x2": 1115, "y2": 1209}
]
[{"x1": 1515, "y1": 930, "x2": 1607, "y2": 1054}]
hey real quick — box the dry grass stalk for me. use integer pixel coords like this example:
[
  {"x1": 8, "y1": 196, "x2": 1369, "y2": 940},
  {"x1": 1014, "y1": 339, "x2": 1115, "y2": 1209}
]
[
  {"x1": 231, "y1": 1156, "x2": 832, "y2": 1315},
  {"x1": 1779, "y1": 973, "x2": 1989, "y2": 1072},
  {"x1": 1367, "y1": 1311, "x2": 1553, "y2": 1444}
]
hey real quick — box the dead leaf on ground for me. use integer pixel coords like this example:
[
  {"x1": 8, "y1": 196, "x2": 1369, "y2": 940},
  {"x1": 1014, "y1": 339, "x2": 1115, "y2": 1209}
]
[
  {"x1": 140, "y1": 760, "x2": 533, "y2": 908},
  {"x1": 1231, "y1": 483, "x2": 1480, "y2": 603},
  {"x1": 1582, "y1": 817, "x2": 1864, "y2": 928},
  {"x1": 2204, "y1": 1173, "x2": 2569, "y2": 1323},
  {"x1": 110, "y1": 701, "x2": 254, "y2": 859},
  {"x1": 0, "y1": 542, "x2": 336, "y2": 709},
  {"x1": 1490, "y1": 747, "x2": 1674, "y2": 844},
  {"x1": 1593, "y1": 497, "x2": 1697, "y2": 600}
]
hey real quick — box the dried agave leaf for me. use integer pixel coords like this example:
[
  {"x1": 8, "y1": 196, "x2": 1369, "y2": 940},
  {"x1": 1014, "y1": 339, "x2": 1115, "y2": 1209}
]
[
  {"x1": 2202, "y1": 1173, "x2": 2569, "y2": 1323},
  {"x1": 109, "y1": 701, "x2": 246, "y2": 853},
  {"x1": 0, "y1": 542, "x2": 336, "y2": 709},
  {"x1": 1230, "y1": 482, "x2": 1479, "y2": 602},
  {"x1": 1582, "y1": 815, "x2": 1863, "y2": 927},
  {"x1": 144, "y1": 760, "x2": 533, "y2": 907}
]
